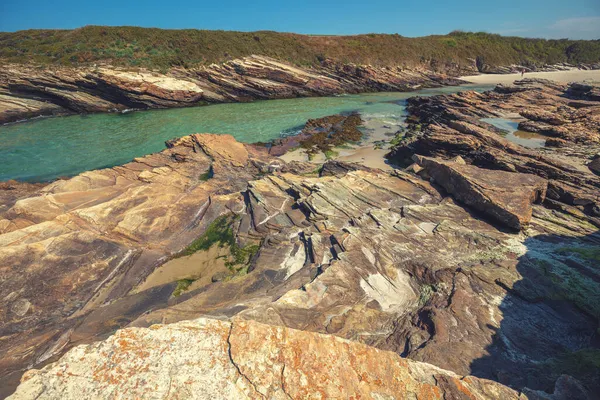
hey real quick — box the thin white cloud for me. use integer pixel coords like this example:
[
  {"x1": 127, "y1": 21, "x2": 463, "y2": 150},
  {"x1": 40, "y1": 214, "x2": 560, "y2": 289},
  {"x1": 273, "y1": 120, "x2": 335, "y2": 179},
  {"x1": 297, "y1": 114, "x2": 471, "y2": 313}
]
[{"x1": 549, "y1": 16, "x2": 600, "y2": 39}]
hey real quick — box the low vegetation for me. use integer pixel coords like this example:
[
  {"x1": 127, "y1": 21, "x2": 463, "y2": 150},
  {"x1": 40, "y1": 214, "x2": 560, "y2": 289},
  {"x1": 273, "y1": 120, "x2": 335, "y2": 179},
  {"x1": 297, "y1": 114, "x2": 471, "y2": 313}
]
[
  {"x1": 172, "y1": 278, "x2": 195, "y2": 297},
  {"x1": 179, "y1": 214, "x2": 236, "y2": 256},
  {"x1": 172, "y1": 214, "x2": 260, "y2": 296},
  {"x1": 1, "y1": 26, "x2": 599, "y2": 70}
]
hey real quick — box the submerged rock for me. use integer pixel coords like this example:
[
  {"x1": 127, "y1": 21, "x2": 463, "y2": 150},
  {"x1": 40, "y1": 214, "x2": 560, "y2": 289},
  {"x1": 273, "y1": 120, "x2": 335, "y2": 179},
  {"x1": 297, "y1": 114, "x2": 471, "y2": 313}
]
[{"x1": 269, "y1": 113, "x2": 363, "y2": 157}]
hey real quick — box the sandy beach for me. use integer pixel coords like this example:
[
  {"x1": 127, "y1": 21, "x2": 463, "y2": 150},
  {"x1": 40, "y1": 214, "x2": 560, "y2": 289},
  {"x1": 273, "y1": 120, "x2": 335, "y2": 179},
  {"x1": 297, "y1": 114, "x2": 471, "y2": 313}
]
[{"x1": 460, "y1": 69, "x2": 600, "y2": 85}]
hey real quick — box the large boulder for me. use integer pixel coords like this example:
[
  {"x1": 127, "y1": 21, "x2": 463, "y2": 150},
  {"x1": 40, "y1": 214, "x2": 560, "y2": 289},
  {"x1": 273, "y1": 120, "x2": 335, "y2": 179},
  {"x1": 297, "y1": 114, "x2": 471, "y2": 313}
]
[
  {"x1": 414, "y1": 155, "x2": 547, "y2": 230},
  {"x1": 8, "y1": 318, "x2": 522, "y2": 400}
]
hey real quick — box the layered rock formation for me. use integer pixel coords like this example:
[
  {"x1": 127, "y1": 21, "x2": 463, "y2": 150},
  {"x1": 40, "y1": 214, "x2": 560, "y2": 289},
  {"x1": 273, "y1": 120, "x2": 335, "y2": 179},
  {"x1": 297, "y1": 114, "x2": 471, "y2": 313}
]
[
  {"x1": 8, "y1": 317, "x2": 523, "y2": 399},
  {"x1": 0, "y1": 133, "x2": 279, "y2": 395},
  {"x1": 412, "y1": 155, "x2": 547, "y2": 230},
  {"x1": 0, "y1": 55, "x2": 464, "y2": 124},
  {"x1": 476, "y1": 62, "x2": 600, "y2": 74},
  {"x1": 3, "y1": 79, "x2": 600, "y2": 398},
  {"x1": 388, "y1": 79, "x2": 600, "y2": 225}
]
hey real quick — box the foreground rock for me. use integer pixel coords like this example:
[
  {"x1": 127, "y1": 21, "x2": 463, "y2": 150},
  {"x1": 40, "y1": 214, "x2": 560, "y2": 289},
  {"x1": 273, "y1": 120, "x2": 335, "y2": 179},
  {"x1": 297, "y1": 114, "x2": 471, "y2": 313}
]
[
  {"x1": 0, "y1": 133, "x2": 278, "y2": 395},
  {"x1": 2, "y1": 128, "x2": 599, "y2": 397},
  {"x1": 0, "y1": 56, "x2": 465, "y2": 123},
  {"x1": 414, "y1": 155, "x2": 547, "y2": 229},
  {"x1": 9, "y1": 317, "x2": 523, "y2": 400}
]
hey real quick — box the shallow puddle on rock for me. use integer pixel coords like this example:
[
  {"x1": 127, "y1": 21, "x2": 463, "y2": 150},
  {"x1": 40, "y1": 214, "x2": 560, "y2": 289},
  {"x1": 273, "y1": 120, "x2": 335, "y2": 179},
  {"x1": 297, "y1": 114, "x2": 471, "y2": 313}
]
[{"x1": 481, "y1": 117, "x2": 548, "y2": 148}]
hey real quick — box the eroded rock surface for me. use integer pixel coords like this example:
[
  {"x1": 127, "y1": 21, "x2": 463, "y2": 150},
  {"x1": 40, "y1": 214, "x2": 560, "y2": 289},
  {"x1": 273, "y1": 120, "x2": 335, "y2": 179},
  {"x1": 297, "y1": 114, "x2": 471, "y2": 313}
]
[
  {"x1": 0, "y1": 56, "x2": 465, "y2": 123},
  {"x1": 9, "y1": 318, "x2": 523, "y2": 400},
  {"x1": 414, "y1": 155, "x2": 547, "y2": 229},
  {"x1": 388, "y1": 79, "x2": 600, "y2": 225},
  {"x1": 2, "y1": 88, "x2": 600, "y2": 398},
  {"x1": 0, "y1": 133, "x2": 279, "y2": 396}
]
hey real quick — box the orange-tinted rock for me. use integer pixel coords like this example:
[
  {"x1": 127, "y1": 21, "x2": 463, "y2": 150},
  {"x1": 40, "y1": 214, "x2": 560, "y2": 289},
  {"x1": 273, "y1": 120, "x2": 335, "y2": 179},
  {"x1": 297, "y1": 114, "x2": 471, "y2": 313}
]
[{"x1": 8, "y1": 318, "x2": 522, "y2": 400}]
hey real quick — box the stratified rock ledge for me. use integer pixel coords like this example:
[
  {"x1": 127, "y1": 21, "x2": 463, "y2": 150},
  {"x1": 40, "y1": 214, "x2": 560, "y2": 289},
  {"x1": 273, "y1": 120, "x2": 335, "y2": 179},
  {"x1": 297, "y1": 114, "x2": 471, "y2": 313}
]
[{"x1": 414, "y1": 155, "x2": 547, "y2": 230}]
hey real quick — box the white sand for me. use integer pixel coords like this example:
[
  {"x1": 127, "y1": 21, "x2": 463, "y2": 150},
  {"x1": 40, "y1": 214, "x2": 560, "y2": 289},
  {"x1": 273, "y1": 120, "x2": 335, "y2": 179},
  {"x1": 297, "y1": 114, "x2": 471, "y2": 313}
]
[{"x1": 460, "y1": 69, "x2": 600, "y2": 85}]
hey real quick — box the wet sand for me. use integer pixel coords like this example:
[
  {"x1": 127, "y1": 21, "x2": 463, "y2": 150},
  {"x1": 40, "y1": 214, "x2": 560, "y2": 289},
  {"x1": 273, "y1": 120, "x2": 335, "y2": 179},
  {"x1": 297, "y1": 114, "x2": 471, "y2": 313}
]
[{"x1": 460, "y1": 69, "x2": 600, "y2": 85}]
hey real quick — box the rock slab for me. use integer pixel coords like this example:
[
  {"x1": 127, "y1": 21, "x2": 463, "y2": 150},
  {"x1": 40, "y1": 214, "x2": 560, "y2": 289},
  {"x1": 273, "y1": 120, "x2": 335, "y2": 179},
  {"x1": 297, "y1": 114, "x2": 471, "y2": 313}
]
[
  {"x1": 8, "y1": 317, "x2": 521, "y2": 400},
  {"x1": 414, "y1": 155, "x2": 547, "y2": 229}
]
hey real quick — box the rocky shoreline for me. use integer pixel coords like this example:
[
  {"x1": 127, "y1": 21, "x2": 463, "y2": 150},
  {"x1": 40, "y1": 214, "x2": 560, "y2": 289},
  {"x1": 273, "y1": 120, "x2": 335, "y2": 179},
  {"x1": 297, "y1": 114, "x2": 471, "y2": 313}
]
[
  {"x1": 2, "y1": 79, "x2": 600, "y2": 399},
  {"x1": 0, "y1": 56, "x2": 466, "y2": 124},
  {"x1": 4, "y1": 56, "x2": 599, "y2": 126}
]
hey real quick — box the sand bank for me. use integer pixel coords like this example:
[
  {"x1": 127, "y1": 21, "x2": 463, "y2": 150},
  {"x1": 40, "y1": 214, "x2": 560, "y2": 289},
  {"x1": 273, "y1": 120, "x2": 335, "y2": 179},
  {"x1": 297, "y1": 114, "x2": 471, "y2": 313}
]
[{"x1": 460, "y1": 69, "x2": 600, "y2": 85}]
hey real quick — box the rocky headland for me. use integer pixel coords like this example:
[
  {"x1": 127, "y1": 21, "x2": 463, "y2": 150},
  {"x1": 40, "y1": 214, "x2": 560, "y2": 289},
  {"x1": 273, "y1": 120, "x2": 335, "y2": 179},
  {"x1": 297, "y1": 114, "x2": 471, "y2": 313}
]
[{"x1": 1, "y1": 79, "x2": 600, "y2": 399}]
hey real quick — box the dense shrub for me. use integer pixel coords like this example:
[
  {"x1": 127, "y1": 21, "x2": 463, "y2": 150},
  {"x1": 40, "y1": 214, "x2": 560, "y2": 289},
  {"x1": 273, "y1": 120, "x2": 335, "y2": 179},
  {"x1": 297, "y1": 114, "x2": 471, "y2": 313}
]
[{"x1": 0, "y1": 26, "x2": 598, "y2": 70}]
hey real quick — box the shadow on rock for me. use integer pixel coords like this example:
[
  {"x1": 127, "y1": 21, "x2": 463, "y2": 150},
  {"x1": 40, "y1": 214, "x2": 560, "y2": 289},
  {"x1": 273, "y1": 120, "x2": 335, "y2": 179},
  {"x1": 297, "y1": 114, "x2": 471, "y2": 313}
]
[{"x1": 470, "y1": 230, "x2": 600, "y2": 398}]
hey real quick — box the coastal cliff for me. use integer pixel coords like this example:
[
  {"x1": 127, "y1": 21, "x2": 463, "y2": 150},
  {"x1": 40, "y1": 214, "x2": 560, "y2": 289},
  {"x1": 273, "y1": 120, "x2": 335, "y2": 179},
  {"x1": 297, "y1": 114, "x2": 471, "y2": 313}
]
[{"x1": 2, "y1": 80, "x2": 599, "y2": 398}]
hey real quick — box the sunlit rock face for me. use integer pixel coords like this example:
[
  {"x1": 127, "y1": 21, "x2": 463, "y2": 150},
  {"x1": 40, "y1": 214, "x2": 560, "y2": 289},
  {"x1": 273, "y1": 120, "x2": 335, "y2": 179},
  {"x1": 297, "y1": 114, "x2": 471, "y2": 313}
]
[
  {"x1": 2, "y1": 79, "x2": 600, "y2": 399},
  {"x1": 8, "y1": 317, "x2": 523, "y2": 400},
  {"x1": 0, "y1": 55, "x2": 465, "y2": 123}
]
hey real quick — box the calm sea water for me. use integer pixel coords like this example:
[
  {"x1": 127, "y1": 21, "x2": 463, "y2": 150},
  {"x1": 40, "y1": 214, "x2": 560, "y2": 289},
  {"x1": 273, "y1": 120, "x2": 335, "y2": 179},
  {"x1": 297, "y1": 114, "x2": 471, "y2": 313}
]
[{"x1": 0, "y1": 84, "x2": 492, "y2": 182}]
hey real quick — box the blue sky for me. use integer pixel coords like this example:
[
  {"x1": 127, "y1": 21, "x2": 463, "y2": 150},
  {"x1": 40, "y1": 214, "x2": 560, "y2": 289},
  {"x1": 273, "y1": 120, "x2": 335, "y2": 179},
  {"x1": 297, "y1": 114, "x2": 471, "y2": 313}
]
[{"x1": 1, "y1": 0, "x2": 599, "y2": 39}]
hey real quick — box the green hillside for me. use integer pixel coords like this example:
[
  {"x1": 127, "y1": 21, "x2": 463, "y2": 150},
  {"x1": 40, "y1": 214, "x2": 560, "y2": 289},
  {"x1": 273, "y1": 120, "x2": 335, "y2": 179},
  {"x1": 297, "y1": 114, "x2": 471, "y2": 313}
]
[{"x1": 1, "y1": 26, "x2": 599, "y2": 70}]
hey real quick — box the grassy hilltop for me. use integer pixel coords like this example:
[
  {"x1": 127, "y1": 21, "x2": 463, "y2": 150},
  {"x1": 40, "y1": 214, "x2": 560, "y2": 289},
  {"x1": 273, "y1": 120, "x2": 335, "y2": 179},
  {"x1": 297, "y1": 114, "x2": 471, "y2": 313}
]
[{"x1": 1, "y1": 26, "x2": 599, "y2": 70}]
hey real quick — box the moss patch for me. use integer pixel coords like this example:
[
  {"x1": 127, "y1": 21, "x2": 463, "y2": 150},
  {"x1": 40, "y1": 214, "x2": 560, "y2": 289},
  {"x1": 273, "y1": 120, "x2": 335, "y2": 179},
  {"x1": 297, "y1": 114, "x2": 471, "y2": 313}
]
[
  {"x1": 525, "y1": 256, "x2": 600, "y2": 320},
  {"x1": 542, "y1": 349, "x2": 600, "y2": 390},
  {"x1": 225, "y1": 244, "x2": 260, "y2": 270},
  {"x1": 324, "y1": 149, "x2": 339, "y2": 160},
  {"x1": 172, "y1": 214, "x2": 261, "y2": 293},
  {"x1": 557, "y1": 246, "x2": 600, "y2": 263},
  {"x1": 172, "y1": 278, "x2": 195, "y2": 297},
  {"x1": 418, "y1": 284, "x2": 436, "y2": 306},
  {"x1": 179, "y1": 214, "x2": 235, "y2": 257}
]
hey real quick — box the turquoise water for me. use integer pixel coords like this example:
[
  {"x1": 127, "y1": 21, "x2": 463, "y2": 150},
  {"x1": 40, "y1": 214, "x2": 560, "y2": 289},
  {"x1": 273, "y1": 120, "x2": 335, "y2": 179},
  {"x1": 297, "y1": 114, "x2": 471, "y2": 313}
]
[{"x1": 0, "y1": 84, "x2": 492, "y2": 182}]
